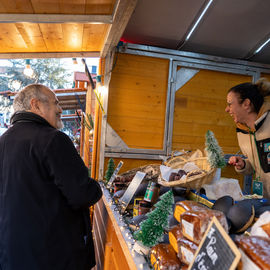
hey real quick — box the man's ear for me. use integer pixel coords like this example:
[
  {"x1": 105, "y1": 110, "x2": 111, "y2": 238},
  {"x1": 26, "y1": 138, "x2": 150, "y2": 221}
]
[{"x1": 29, "y1": 98, "x2": 41, "y2": 113}]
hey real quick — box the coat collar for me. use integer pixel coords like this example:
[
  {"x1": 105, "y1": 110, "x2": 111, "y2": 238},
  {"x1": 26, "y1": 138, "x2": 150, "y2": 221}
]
[{"x1": 10, "y1": 111, "x2": 53, "y2": 128}]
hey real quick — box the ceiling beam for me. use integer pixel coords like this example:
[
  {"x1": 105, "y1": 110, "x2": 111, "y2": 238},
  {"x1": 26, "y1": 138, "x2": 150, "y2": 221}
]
[
  {"x1": 0, "y1": 51, "x2": 99, "y2": 59},
  {"x1": 100, "y1": 0, "x2": 138, "y2": 58},
  {"x1": 0, "y1": 14, "x2": 112, "y2": 24}
]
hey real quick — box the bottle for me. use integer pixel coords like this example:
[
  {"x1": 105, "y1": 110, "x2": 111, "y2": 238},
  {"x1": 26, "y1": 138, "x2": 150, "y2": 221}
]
[
  {"x1": 138, "y1": 200, "x2": 152, "y2": 215},
  {"x1": 144, "y1": 182, "x2": 160, "y2": 204}
]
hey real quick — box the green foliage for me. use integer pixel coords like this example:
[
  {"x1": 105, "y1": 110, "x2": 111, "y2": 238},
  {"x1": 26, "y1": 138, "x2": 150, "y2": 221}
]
[
  {"x1": 0, "y1": 59, "x2": 72, "y2": 113},
  {"x1": 105, "y1": 158, "x2": 115, "y2": 183},
  {"x1": 83, "y1": 113, "x2": 94, "y2": 131},
  {"x1": 0, "y1": 59, "x2": 72, "y2": 92},
  {"x1": 133, "y1": 190, "x2": 174, "y2": 247},
  {"x1": 205, "y1": 130, "x2": 226, "y2": 168}
]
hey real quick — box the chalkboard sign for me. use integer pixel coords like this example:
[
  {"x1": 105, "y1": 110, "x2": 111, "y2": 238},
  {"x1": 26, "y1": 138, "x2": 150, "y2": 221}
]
[
  {"x1": 106, "y1": 161, "x2": 124, "y2": 189},
  {"x1": 118, "y1": 171, "x2": 146, "y2": 214},
  {"x1": 188, "y1": 217, "x2": 241, "y2": 270}
]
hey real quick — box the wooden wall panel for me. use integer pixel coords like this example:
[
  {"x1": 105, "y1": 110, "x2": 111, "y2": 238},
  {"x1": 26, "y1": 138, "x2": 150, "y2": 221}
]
[
  {"x1": 261, "y1": 73, "x2": 270, "y2": 81},
  {"x1": 104, "y1": 157, "x2": 162, "y2": 177},
  {"x1": 172, "y1": 69, "x2": 252, "y2": 154},
  {"x1": 108, "y1": 53, "x2": 169, "y2": 149}
]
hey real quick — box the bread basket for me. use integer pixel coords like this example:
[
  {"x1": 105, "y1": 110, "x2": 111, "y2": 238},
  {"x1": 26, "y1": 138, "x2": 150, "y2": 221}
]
[{"x1": 158, "y1": 157, "x2": 216, "y2": 190}]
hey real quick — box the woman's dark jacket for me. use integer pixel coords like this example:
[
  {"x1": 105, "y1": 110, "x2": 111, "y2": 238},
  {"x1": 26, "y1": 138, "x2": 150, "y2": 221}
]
[{"x1": 0, "y1": 112, "x2": 102, "y2": 270}]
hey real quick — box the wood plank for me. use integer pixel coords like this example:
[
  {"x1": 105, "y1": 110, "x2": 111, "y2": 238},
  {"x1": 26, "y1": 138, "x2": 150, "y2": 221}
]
[
  {"x1": 15, "y1": 23, "x2": 47, "y2": 51},
  {"x1": 172, "y1": 69, "x2": 251, "y2": 158},
  {"x1": 62, "y1": 23, "x2": 83, "y2": 51},
  {"x1": 108, "y1": 53, "x2": 168, "y2": 150},
  {"x1": 82, "y1": 24, "x2": 108, "y2": 51},
  {"x1": 0, "y1": 23, "x2": 29, "y2": 52},
  {"x1": 85, "y1": 0, "x2": 116, "y2": 15},
  {"x1": 101, "y1": 0, "x2": 137, "y2": 57},
  {"x1": 104, "y1": 157, "x2": 161, "y2": 175},
  {"x1": 31, "y1": 0, "x2": 61, "y2": 14},
  {"x1": 39, "y1": 23, "x2": 64, "y2": 51},
  {"x1": 0, "y1": 0, "x2": 33, "y2": 13}
]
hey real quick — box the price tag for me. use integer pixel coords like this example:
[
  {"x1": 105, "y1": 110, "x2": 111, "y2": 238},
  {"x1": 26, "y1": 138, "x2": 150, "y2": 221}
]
[
  {"x1": 118, "y1": 171, "x2": 146, "y2": 214},
  {"x1": 252, "y1": 180, "x2": 263, "y2": 196},
  {"x1": 106, "y1": 161, "x2": 123, "y2": 189},
  {"x1": 188, "y1": 217, "x2": 241, "y2": 270}
]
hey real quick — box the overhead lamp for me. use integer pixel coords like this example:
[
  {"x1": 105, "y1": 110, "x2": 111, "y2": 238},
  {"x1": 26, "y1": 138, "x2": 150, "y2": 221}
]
[
  {"x1": 177, "y1": 0, "x2": 213, "y2": 50},
  {"x1": 72, "y1": 57, "x2": 78, "y2": 65},
  {"x1": 23, "y1": 59, "x2": 34, "y2": 77},
  {"x1": 254, "y1": 38, "x2": 270, "y2": 55},
  {"x1": 185, "y1": 0, "x2": 214, "y2": 42}
]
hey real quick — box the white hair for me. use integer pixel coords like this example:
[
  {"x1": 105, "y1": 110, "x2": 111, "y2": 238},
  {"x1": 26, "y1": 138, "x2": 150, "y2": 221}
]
[{"x1": 13, "y1": 84, "x2": 50, "y2": 112}]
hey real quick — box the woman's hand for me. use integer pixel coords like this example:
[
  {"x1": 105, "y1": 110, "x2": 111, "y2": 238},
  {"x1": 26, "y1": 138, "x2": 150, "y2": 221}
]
[{"x1": 228, "y1": 156, "x2": 245, "y2": 170}]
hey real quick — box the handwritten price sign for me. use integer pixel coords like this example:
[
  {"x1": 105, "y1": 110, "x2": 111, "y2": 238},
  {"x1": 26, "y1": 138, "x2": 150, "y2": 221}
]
[{"x1": 188, "y1": 217, "x2": 241, "y2": 270}]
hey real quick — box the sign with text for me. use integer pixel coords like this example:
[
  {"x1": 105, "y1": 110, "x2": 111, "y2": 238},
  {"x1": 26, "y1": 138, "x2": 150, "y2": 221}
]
[
  {"x1": 118, "y1": 171, "x2": 146, "y2": 214},
  {"x1": 188, "y1": 217, "x2": 241, "y2": 270},
  {"x1": 106, "y1": 161, "x2": 124, "y2": 189}
]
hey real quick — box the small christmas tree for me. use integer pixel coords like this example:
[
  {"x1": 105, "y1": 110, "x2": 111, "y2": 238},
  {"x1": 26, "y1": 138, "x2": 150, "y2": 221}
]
[
  {"x1": 105, "y1": 158, "x2": 115, "y2": 183},
  {"x1": 133, "y1": 190, "x2": 174, "y2": 247},
  {"x1": 205, "y1": 130, "x2": 226, "y2": 168}
]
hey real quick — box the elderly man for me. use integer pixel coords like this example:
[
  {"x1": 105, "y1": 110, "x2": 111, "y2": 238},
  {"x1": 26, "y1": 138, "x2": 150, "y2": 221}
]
[{"x1": 0, "y1": 84, "x2": 102, "y2": 270}]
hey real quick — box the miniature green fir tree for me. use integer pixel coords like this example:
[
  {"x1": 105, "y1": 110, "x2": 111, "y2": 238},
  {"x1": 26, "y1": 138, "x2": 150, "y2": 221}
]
[
  {"x1": 133, "y1": 190, "x2": 174, "y2": 247},
  {"x1": 205, "y1": 130, "x2": 226, "y2": 168},
  {"x1": 105, "y1": 158, "x2": 115, "y2": 183}
]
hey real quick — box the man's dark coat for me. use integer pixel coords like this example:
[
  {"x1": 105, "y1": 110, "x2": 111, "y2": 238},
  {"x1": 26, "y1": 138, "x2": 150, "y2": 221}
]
[{"x1": 0, "y1": 112, "x2": 102, "y2": 270}]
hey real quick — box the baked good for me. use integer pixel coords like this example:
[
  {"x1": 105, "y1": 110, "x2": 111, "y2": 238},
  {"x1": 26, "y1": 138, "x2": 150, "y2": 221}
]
[
  {"x1": 235, "y1": 235, "x2": 270, "y2": 269},
  {"x1": 168, "y1": 224, "x2": 198, "y2": 266},
  {"x1": 178, "y1": 236, "x2": 198, "y2": 266},
  {"x1": 150, "y1": 243, "x2": 181, "y2": 270},
  {"x1": 180, "y1": 208, "x2": 228, "y2": 245},
  {"x1": 261, "y1": 223, "x2": 270, "y2": 237},
  {"x1": 174, "y1": 200, "x2": 207, "y2": 222},
  {"x1": 168, "y1": 225, "x2": 182, "y2": 253}
]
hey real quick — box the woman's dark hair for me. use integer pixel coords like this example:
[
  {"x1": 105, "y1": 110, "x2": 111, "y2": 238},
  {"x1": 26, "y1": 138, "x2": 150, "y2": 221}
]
[{"x1": 229, "y1": 78, "x2": 270, "y2": 113}]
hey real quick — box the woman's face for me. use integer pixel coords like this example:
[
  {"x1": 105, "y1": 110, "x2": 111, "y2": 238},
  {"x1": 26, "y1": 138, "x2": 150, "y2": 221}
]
[{"x1": 225, "y1": 91, "x2": 247, "y2": 124}]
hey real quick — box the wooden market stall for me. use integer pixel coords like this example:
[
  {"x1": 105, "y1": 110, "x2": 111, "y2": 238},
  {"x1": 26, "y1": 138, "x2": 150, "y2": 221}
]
[{"x1": 2, "y1": 0, "x2": 270, "y2": 269}]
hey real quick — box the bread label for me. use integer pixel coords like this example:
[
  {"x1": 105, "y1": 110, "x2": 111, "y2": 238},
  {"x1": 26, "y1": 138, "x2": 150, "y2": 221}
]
[
  {"x1": 239, "y1": 248, "x2": 260, "y2": 270},
  {"x1": 168, "y1": 232, "x2": 178, "y2": 253},
  {"x1": 182, "y1": 219, "x2": 194, "y2": 239},
  {"x1": 174, "y1": 205, "x2": 186, "y2": 222},
  {"x1": 181, "y1": 246, "x2": 194, "y2": 264}
]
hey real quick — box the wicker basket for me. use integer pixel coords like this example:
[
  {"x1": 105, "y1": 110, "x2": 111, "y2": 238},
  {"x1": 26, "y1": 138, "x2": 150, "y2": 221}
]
[{"x1": 158, "y1": 157, "x2": 216, "y2": 190}]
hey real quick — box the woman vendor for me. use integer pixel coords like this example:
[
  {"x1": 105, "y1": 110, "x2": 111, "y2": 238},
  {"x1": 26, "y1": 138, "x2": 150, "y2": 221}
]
[{"x1": 225, "y1": 78, "x2": 270, "y2": 198}]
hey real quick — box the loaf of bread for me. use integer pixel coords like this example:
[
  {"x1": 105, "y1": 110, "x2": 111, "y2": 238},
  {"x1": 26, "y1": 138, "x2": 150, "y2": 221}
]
[
  {"x1": 261, "y1": 223, "x2": 270, "y2": 238},
  {"x1": 168, "y1": 224, "x2": 198, "y2": 266},
  {"x1": 178, "y1": 236, "x2": 198, "y2": 266},
  {"x1": 235, "y1": 235, "x2": 270, "y2": 270},
  {"x1": 174, "y1": 200, "x2": 207, "y2": 222},
  {"x1": 180, "y1": 208, "x2": 228, "y2": 245},
  {"x1": 150, "y1": 243, "x2": 181, "y2": 270},
  {"x1": 168, "y1": 225, "x2": 182, "y2": 253}
]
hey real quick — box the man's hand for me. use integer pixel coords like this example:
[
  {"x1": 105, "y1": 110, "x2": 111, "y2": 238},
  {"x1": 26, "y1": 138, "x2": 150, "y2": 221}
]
[{"x1": 228, "y1": 156, "x2": 245, "y2": 170}]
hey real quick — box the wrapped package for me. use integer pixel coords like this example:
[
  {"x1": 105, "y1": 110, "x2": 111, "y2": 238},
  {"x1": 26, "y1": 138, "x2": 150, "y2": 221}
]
[
  {"x1": 168, "y1": 224, "x2": 198, "y2": 266},
  {"x1": 235, "y1": 235, "x2": 270, "y2": 270},
  {"x1": 180, "y1": 208, "x2": 228, "y2": 245},
  {"x1": 174, "y1": 200, "x2": 207, "y2": 222},
  {"x1": 178, "y1": 235, "x2": 198, "y2": 266},
  {"x1": 202, "y1": 177, "x2": 244, "y2": 201},
  {"x1": 251, "y1": 211, "x2": 270, "y2": 238},
  {"x1": 168, "y1": 225, "x2": 183, "y2": 253},
  {"x1": 150, "y1": 243, "x2": 181, "y2": 270}
]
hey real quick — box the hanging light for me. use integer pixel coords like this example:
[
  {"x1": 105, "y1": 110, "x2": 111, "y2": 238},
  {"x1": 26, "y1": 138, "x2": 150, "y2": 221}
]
[
  {"x1": 72, "y1": 57, "x2": 78, "y2": 65},
  {"x1": 23, "y1": 59, "x2": 34, "y2": 77}
]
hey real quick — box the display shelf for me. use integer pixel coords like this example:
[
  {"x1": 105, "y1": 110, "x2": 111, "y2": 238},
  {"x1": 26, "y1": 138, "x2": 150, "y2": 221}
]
[{"x1": 93, "y1": 183, "x2": 150, "y2": 270}]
